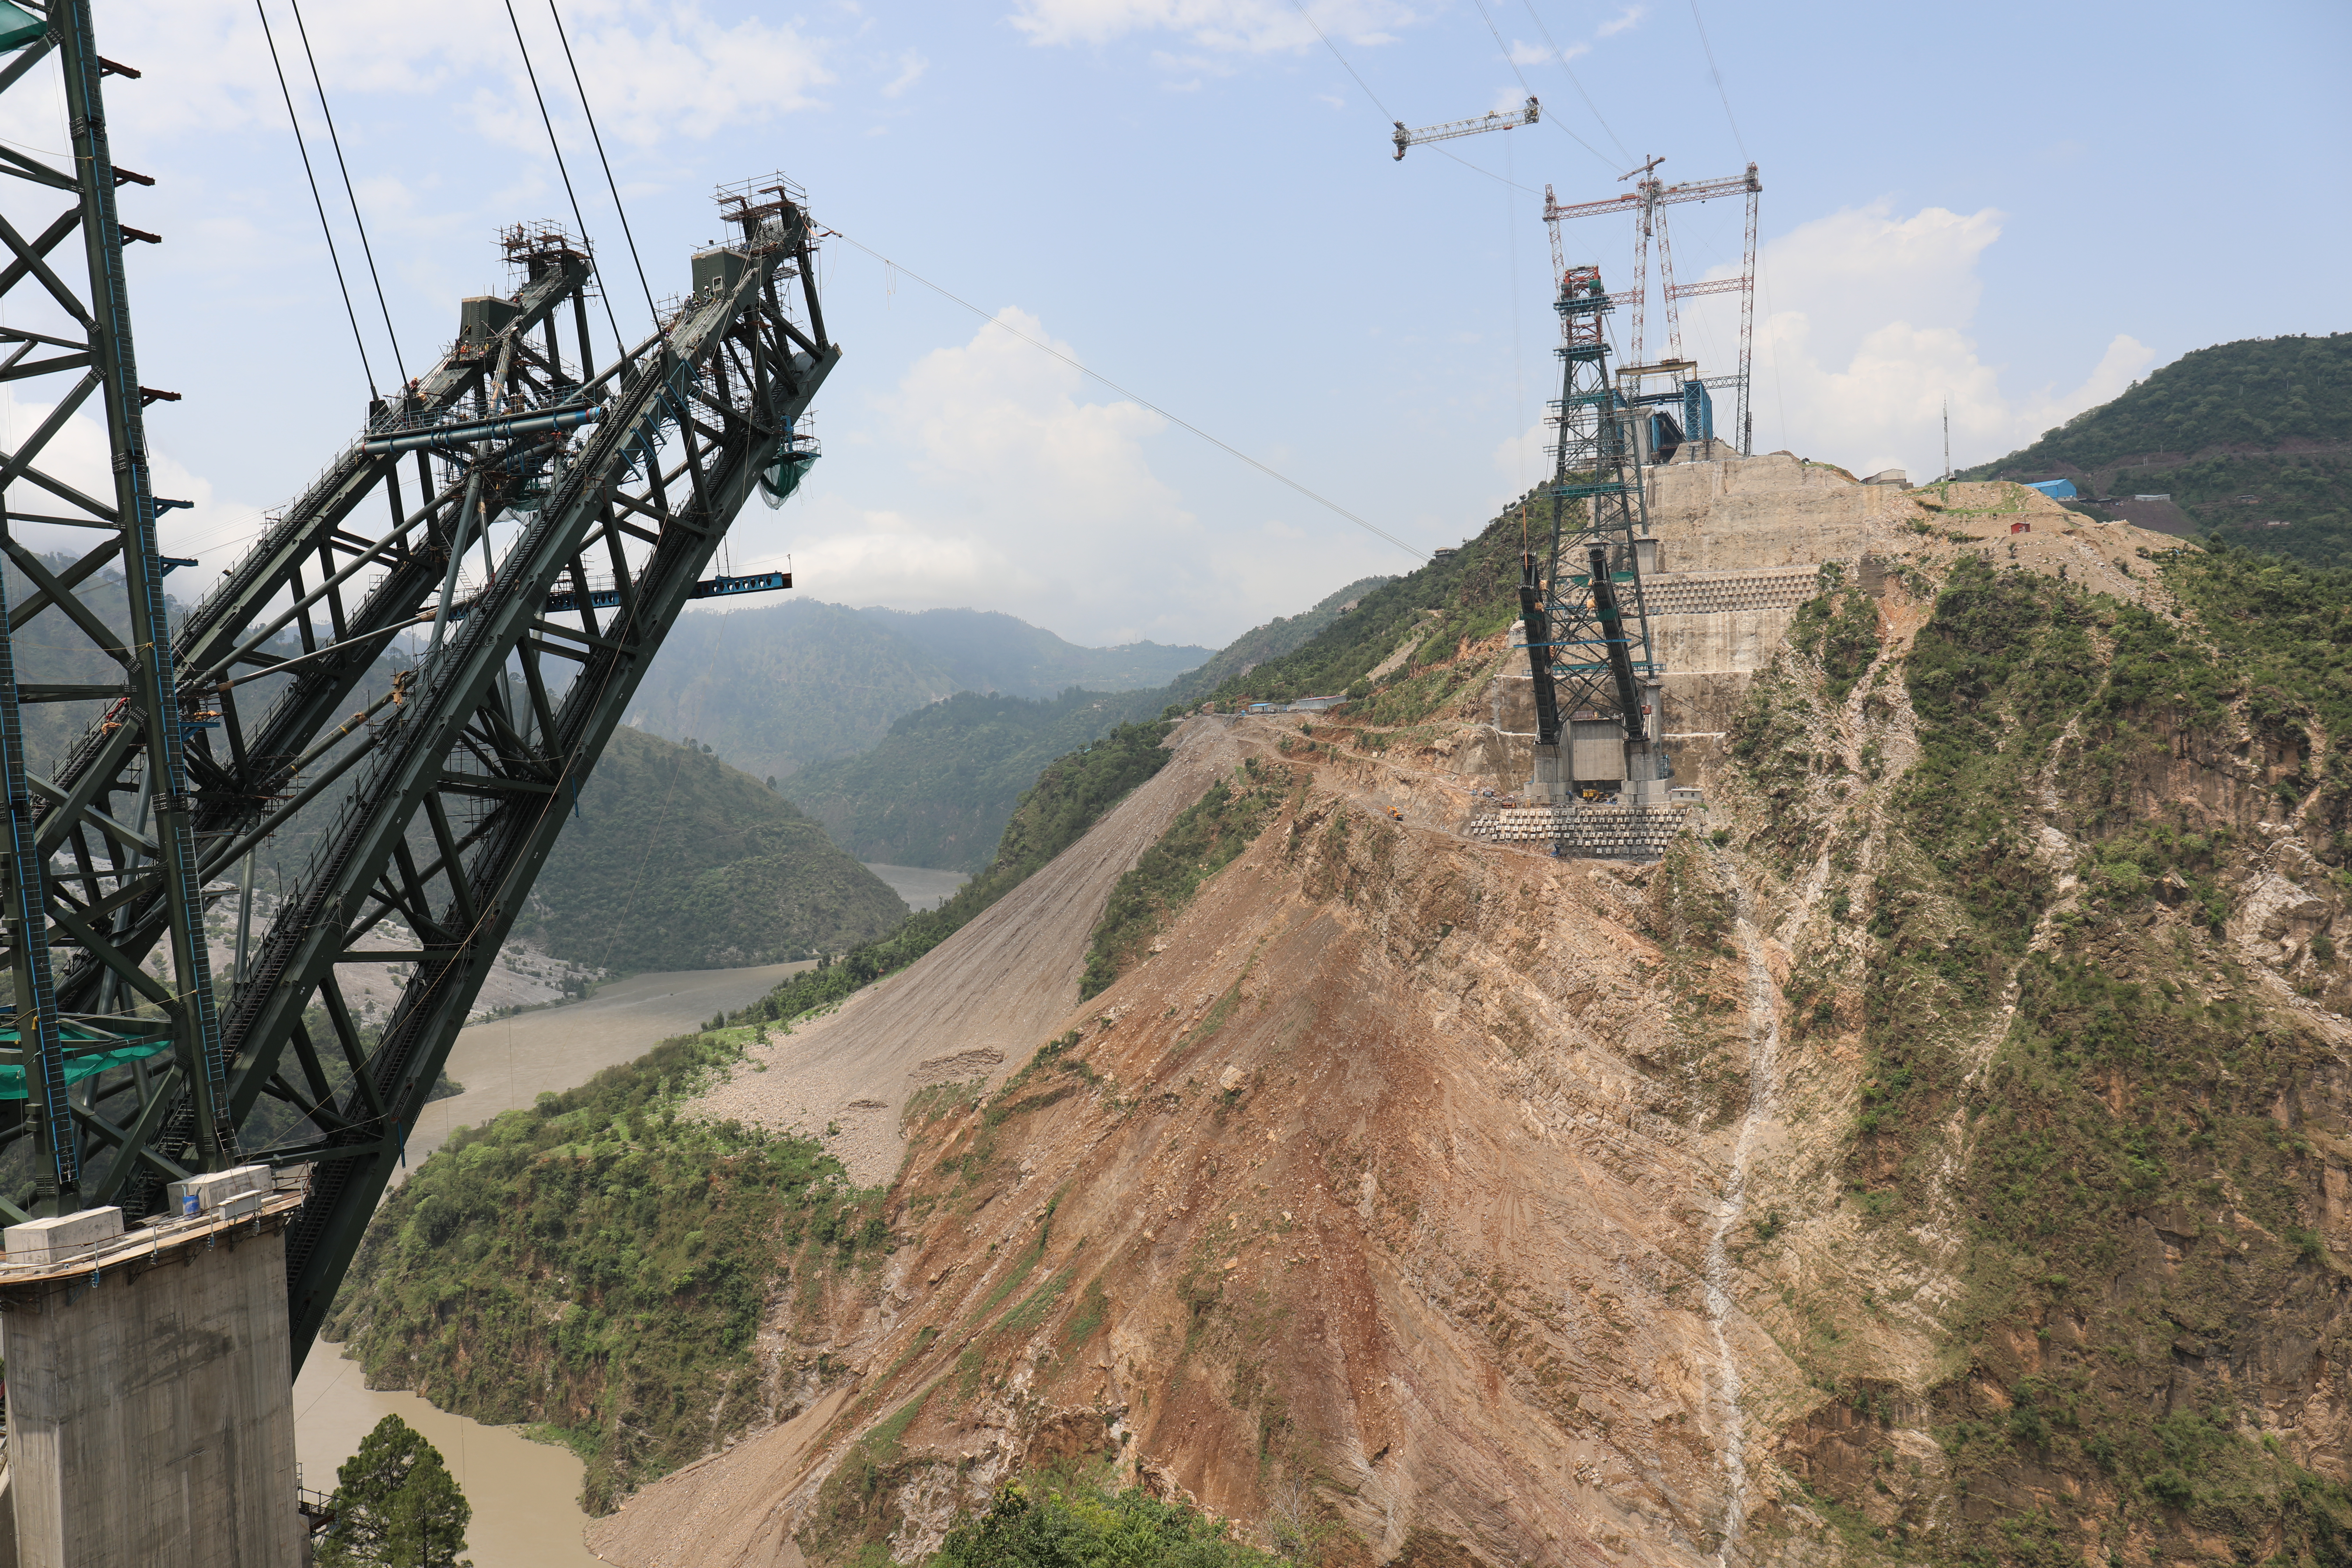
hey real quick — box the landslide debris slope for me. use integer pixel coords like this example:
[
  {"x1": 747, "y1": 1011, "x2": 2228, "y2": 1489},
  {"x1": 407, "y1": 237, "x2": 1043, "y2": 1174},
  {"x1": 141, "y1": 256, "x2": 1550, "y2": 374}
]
[{"x1": 380, "y1": 451, "x2": 2352, "y2": 1568}]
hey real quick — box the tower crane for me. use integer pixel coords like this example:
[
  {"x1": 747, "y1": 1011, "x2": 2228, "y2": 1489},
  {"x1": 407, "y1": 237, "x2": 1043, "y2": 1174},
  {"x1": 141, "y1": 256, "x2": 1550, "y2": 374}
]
[
  {"x1": 1393, "y1": 96, "x2": 1539, "y2": 160},
  {"x1": 1544, "y1": 158, "x2": 1761, "y2": 455}
]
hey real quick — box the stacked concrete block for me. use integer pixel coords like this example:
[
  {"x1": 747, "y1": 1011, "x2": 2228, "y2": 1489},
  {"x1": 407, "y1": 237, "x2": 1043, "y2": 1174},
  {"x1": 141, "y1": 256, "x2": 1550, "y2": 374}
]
[
  {"x1": 1635, "y1": 567, "x2": 1827, "y2": 617},
  {"x1": 1, "y1": 1209, "x2": 124, "y2": 1268},
  {"x1": 1464, "y1": 803, "x2": 1696, "y2": 861},
  {"x1": 166, "y1": 1163, "x2": 276, "y2": 1222}
]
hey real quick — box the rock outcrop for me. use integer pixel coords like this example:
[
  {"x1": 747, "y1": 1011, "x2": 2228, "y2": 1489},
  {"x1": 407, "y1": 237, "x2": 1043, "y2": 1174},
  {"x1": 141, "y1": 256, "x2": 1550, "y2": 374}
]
[{"x1": 566, "y1": 455, "x2": 2352, "y2": 1568}]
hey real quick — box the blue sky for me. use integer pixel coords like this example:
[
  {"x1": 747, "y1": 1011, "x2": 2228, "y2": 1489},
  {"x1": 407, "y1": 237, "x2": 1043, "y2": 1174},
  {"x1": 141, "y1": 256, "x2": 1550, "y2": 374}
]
[{"x1": 12, "y1": 0, "x2": 2348, "y2": 646}]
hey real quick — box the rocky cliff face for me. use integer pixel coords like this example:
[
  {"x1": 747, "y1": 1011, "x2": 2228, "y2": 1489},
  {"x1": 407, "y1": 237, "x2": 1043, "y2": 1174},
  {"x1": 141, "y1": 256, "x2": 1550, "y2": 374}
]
[{"x1": 574, "y1": 460, "x2": 2352, "y2": 1568}]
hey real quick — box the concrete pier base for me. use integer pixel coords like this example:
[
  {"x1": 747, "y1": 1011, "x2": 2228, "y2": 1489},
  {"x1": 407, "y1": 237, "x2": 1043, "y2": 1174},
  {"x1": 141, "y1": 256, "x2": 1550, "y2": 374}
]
[{"x1": 0, "y1": 1181, "x2": 306, "y2": 1567}]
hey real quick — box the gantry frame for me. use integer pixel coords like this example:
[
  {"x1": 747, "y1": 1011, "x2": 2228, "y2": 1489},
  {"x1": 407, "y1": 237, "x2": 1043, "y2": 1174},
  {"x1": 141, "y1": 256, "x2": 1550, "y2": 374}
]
[{"x1": 0, "y1": 0, "x2": 836, "y2": 1366}]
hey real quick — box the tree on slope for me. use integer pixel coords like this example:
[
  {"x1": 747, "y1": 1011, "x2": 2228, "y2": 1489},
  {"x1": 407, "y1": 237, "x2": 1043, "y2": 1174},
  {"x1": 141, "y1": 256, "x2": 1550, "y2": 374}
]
[{"x1": 318, "y1": 1413, "x2": 473, "y2": 1567}]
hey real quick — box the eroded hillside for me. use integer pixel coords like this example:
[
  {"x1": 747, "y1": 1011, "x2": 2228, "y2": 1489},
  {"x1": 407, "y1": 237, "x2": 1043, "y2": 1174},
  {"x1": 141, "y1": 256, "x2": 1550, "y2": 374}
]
[{"x1": 344, "y1": 453, "x2": 2352, "y2": 1568}]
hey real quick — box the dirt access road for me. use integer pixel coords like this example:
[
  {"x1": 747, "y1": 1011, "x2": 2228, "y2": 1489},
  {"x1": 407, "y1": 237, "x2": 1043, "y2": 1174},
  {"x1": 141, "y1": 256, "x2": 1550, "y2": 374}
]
[{"x1": 694, "y1": 721, "x2": 1242, "y2": 1183}]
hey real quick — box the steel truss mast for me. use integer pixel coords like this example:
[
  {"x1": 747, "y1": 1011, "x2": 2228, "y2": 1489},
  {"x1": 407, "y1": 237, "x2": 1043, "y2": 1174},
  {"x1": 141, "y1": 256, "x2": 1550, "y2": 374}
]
[
  {"x1": 1519, "y1": 264, "x2": 1662, "y2": 794},
  {"x1": 0, "y1": 1, "x2": 837, "y2": 1365}
]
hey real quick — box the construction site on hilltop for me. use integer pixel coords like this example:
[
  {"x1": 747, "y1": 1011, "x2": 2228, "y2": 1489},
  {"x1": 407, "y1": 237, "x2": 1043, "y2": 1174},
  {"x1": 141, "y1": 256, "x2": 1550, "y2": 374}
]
[{"x1": 4, "y1": 7, "x2": 2348, "y2": 1568}]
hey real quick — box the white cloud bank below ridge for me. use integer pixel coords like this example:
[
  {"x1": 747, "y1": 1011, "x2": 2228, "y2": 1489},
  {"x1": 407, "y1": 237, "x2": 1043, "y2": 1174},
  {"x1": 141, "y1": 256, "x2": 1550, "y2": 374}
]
[{"x1": 1500, "y1": 202, "x2": 2153, "y2": 492}]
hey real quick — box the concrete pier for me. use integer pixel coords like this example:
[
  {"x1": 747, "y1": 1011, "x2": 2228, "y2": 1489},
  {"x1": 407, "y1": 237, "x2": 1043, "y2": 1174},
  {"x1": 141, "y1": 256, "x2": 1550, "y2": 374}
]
[{"x1": 0, "y1": 1173, "x2": 307, "y2": 1567}]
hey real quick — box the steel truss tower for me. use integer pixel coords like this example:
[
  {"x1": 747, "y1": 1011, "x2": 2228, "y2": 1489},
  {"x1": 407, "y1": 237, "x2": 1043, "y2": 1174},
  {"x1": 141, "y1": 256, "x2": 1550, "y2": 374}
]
[
  {"x1": 0, "y1": 3, "x2": 837, "y2": 1365},
  {"x1": 1518, "y1": 264, "x2": 1663, "y2": 799},
  {"x1": 1544, "y1": 161, "x2": 1761, "y2": 456}
]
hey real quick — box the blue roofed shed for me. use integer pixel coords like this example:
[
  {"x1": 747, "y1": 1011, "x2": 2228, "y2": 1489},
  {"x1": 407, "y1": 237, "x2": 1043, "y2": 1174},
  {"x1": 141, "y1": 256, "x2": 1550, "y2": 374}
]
[{"x1": 2025, "y1": 478, "x2": 2077, "y2": 499}]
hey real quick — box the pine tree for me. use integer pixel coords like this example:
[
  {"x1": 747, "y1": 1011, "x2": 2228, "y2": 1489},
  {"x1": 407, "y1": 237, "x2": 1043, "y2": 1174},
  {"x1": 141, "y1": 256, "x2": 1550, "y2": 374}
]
[{"x1": 318, "y1": 1413, "x2": 474, "y2": 1567}]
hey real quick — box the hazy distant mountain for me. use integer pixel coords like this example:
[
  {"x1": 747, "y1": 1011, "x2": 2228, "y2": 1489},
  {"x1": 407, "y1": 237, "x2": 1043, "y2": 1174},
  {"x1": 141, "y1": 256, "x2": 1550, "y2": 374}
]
[
  {"x1": 781, "y1": 573, "x2": 1396, "y2": 870},
  {"x1": 779, "y1": 687, "x2": 1169, "y2": 872},
  {"x1": 625, "y1": 599, "x2": 1211, "y2": 786},
  {"x1": 853, "y1": 606, "x2": 1210, "y2": 699}
]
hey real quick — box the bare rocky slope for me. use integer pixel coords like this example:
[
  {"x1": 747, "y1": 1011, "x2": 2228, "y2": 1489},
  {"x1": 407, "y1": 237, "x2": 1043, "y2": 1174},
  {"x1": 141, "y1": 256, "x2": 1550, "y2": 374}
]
[{"x1": 354, "y1": 450, "x2": 2352, "y2": 1568}]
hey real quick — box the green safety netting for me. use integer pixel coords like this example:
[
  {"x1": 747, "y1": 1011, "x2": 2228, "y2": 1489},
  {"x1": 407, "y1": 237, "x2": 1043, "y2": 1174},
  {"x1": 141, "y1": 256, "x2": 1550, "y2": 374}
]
[
  {"x1": 0, "y1": 1027, "x2": 173, "y2": 1099},
  {"x1": 757, "y1": 447, "x2": 818, "y2": 509},
  {"x1": 0, "y1": 4, "x2": 40, "y2": 54}
]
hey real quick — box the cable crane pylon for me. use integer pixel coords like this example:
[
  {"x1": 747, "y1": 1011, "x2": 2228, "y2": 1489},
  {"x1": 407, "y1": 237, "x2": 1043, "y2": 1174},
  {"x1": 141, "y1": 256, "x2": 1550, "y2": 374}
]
[
  {"x1": 1517, "y1": 263, "x2": 1665, "y2": 806},
  {"x1": 0, "y1": 0, "x2": 840, "y2": 1373},
  {"x1": 1393, "y1": 96, "x2": 1538, "y2": 160},
  {"x1": 1544, "y1": 158, "x2": 1762, "y2": 456}
]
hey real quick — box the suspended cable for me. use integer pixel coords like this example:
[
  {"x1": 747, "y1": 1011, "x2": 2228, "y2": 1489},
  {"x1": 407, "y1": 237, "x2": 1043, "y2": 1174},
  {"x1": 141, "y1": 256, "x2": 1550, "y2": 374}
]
[
  {"x1": 1686, "y1": 0, "x2": 1746, "y2": 156},
  {"x1": 1518, "y1": 0, "x2": 1632, "y2": 161},
  {"x1": 1291, "y1": 1, "x2": 1546, "y2": 196},
  {"x1": 822, "y1": 229, "x2": 1425, "y2": 562},
  {"x1": 1289, "y1": 0, "x2": 1396, "y2": 119},
  {"x1": 1467, "y1": 0, "x2": 1615, "y2": 169},
  {"x1": 547, "y1": 1, "x2": 661, "y2": 335},
  {"x1": 254, "y1": 0, "x2": 377, "y2": 398},
  {"x1": 501, "y1": 0, "x2": 626, "y2": 355},
  {"x1": 286, "y1": 0, "x2": 407, "y2": 389}
]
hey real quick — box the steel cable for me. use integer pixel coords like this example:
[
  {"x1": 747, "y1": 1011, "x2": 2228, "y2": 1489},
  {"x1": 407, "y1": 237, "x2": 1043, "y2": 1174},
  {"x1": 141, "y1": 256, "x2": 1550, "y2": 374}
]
[
  {"x1": 501, "y1": 0, "x2": 627, "y2": 358},
  {"x1": 254, "y1": 0, "x2": 376, "y2": 398},
  {"x1": 821, "y1": 227, "x2": 1426, "y2": 562},
  {"x1": 547, "y1": 1, "x2": 661, "y2": 335},
  {"x1": 286, "y1": 0, "x2": 408, "y2": 389}
]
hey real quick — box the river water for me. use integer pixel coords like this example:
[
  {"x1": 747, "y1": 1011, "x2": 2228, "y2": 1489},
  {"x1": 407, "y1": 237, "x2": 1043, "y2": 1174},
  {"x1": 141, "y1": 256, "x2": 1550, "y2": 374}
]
[{"x1": 294, "y1": 960, "x2": 813, "y2": 1566}]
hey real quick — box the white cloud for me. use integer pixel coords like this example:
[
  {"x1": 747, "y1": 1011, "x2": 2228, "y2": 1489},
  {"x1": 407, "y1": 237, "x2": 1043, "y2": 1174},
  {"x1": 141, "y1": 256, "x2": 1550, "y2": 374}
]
[
  {"x1": 1596, "y1": 4, "x2": 1646, "y2": 37},
  {"x1": 1008, "y1": 0, "x2": 1416, "y2": 53},
  {"x1": 882, "y1": 50, "x2": 930, "y2": 98},
  {"x1": 730, "y1": 309, "x2": 1395, "y2": 645},
  {"x1": 0, "y1": 387, "x2": 267, "y2": 595},
  {"x1": 1667, "y1": 201, "x2": 2156, "y2": 479},
  {"x1": 1508, "y1": 38, "x2": 1550, "y2": 65},
  {"x1": 92, "y1": 1, "x2": 834, "y2": 147}
]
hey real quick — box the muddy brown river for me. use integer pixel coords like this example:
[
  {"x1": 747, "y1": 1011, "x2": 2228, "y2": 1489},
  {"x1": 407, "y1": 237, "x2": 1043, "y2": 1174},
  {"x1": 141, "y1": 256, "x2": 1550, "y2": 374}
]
[{"x1": 294, "y1": 961, "x2": 813, "y2": 1566}]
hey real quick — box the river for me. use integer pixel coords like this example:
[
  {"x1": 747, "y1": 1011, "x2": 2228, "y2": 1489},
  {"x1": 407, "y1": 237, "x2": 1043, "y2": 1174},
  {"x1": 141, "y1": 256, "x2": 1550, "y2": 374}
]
[{"x1": 294, "y1": 960, "x2": 813, "y2": 1566}]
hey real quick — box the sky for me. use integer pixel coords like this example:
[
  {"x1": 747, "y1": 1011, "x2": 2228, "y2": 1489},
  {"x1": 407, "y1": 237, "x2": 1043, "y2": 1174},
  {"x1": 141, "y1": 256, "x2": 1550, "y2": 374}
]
[{"x1": 7, "y1": 0, "x2": 2348, "y2": 647}]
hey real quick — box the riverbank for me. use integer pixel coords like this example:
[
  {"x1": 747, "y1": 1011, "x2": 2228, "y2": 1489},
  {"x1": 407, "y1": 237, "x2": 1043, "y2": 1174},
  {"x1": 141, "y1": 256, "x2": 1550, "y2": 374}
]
[{"x1": 296, "y1": 959, "x2": 814, "y2": 1566}]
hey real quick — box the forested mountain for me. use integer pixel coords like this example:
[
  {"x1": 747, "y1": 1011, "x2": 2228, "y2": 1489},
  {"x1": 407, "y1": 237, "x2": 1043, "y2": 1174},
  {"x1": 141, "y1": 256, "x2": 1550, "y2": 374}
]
[
  {"x1": 851, "y1": 606, "x2": 1209, "y2": 699},
  {"x1": 778, "y1": 573, "x2": 1398, "y2": 869},
  {"x1": 1966, "y1": 332, "x2": 2351, "y2": 562},
  {"x1": 778, "y1": 687, "x2": 1169, "y2": 871},
  {"x1": 526, "y1": 724, "x2": 904, "y2": 971}
]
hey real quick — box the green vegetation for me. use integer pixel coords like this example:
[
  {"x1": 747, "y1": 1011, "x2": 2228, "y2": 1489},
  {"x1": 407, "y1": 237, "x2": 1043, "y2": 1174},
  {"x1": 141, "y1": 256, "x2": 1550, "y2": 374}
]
[
  {"x1": 326, "y1": 1029, "x2": 884, "y2": 1511},
  {"x1": 732, "y1": 720, "x2": 1177, "y2": 1029},
  {"x1": 1161, "y1": 576, "x2": 1392, "y2": 704},
  {"x1": 1787, "y1": 566, "x2": 1881, "y2": 701},
  {"x1": 532, "y1": 723, "x2": 905, "y2": 971},
  {"x1": 1965, "y1": 334, "x2": 2350, "y2": 477},
  {"x1": 317, "y1": 1413, "x2": 472, "y2": 1567},
  {"x1": 783, "y1": 688, "x2": 1171, "y2": 871},
  {"x1": 1785, "y1": 549, "x2": 2352, "y2": 1563},
  {"x1": 1080, "y1": 758, "x2": 1292, "y2": 999},
  {"x1": 778, "y1": 583, "x2": 1388, "y2": 872},
  {"x1": 1962, "y1": 334, "x2": 2352, "y2": 564},
  {"x1": 931, "y1": 1481, "x2": 1297, "y2": 1568},
  {"x1": 1208, "y1": 505, "x2": 1533, "y2": 707}
]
